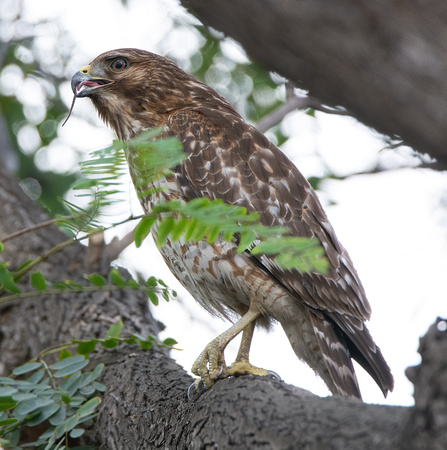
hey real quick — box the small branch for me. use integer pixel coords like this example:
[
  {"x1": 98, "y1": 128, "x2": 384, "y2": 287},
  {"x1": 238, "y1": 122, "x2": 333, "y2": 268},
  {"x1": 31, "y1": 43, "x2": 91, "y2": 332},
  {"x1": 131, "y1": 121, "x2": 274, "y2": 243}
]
[
  {"x1": 9, "y1": 215, "x2": 144, "y2": 284},
  {"x1": 256, "y1": 96, "x2": 308, "y2": 133},
  {"x1": 106, "y1": 228, "x2": 137, "y2": 261},
  {"x1": 0, "y1": 216, "x2": 73, "y2": 243},
  {"x1": 256, "y1": 94, "x2": 349, "y2": 133},
  {"x1": 0, "y1": 284, "x2": 172, "y2": 306}
]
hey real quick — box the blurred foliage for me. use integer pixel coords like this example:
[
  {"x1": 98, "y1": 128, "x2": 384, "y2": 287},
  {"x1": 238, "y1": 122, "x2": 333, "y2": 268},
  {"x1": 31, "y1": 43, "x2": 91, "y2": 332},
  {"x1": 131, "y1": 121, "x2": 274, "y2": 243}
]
[
  {"x1": 0, "y1": 5, "x2": 293, "y2": 219},
  {"x1": 183, "y1": 24, "x2": 288, "y2": 144},
  {"x1": 0, "y1": 21, "x2": 77, "y2": 215}
]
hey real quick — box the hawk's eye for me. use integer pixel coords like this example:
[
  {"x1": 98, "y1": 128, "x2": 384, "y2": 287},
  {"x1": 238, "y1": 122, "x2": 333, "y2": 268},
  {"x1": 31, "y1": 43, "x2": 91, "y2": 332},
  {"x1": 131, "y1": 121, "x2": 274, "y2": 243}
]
[{"x1": 110, "y1": 58, "x2": 128, "y2": 70}]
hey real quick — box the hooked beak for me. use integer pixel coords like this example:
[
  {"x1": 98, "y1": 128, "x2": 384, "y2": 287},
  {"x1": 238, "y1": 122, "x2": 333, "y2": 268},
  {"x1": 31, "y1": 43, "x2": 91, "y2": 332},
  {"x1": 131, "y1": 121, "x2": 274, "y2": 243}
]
[
  {"x1": 71, "y1": 65, "x2": 114, "y2": 98},
  {"x1": 63, "y1": 65, "x2": 114, "y2": 126}
]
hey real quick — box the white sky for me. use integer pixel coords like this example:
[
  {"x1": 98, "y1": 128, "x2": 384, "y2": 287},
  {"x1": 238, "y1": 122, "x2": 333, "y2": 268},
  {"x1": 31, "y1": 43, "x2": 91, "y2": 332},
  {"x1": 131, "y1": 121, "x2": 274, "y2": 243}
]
[{"x1": 4, "y1": 0, "x2": 447, "y2": 406}]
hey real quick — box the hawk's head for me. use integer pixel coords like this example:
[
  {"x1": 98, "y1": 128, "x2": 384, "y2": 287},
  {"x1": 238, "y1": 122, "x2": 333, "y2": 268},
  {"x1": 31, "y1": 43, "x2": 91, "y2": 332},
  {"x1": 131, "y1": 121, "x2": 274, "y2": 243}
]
[{"x1": 70, "y1": 48, "x2": 236, "y2": 140}]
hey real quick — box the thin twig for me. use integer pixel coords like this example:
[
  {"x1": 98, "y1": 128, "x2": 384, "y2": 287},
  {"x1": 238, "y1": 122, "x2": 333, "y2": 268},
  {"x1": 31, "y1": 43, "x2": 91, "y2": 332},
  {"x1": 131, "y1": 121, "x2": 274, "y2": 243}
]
[
  {"x1": 1, "y1": 216, "x2": 73, "y2": 243},
  {"x1": 256, "y1": 94, "x2": 350, "y2": 133},
  {"x1": 0, "y1": 284, "x2": 170, "y2": 306},
  {"x1": 11, "y1": 215, "x2": 145, "y2": 282},
  {"x1": 106, "y1": 228, "x2": 137, "y2": 261}
]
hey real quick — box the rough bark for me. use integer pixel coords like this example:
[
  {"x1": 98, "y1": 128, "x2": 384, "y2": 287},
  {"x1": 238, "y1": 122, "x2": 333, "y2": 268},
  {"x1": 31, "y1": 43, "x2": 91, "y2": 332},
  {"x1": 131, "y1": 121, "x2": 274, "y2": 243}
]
[
  {"x1": 403, "y1": 319, "x2": 447, "y2": 449},
  {"x1": 1, "y1": 135, "x2": 446, "y2": 447},
  {"x1": 182, "y1": 0, "x2": 447, "y2": 166}
]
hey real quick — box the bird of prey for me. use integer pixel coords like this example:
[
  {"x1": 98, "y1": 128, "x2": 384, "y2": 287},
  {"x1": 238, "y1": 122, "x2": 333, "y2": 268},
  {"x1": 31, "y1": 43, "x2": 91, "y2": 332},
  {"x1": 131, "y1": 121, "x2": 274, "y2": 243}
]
[{"x1": 70, "y1": 48, "x2": 393, "y2": 399}]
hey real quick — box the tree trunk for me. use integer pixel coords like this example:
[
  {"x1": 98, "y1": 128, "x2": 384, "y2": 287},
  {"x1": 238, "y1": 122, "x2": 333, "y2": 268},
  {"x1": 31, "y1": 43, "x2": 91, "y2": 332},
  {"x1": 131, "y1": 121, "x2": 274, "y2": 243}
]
[
  {"x1": 182, "y1": 0, "x2": 447, "y2": 166},
  {"x1": 1, "y1": 121, "x2": 446, "y2": 448}
]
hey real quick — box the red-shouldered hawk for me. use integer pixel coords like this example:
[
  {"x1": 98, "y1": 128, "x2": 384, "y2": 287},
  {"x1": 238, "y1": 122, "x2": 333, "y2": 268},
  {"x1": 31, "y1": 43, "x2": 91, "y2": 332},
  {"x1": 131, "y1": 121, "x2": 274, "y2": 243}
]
[{"x1": 70, "y1": 48, "x2": 393, "y2": 399}]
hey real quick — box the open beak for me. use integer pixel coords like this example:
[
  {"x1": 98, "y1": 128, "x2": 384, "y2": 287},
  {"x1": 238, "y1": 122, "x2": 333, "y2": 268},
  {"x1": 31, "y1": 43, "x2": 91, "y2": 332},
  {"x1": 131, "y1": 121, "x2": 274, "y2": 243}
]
[
  {"x1": 63, "y1": 65, "x2": 114, "y2": 126},
  {"x1": 71, "y1": 66, "x2": 113, "y2": 98}
]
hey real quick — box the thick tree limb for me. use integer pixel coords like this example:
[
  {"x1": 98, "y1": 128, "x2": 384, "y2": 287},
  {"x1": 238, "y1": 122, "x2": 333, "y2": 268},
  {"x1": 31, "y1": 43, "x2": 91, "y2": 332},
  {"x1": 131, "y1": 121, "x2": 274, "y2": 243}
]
[
  {"x1": 182, "y1": 0, "x2": 447, "y2": 165},
  {"x1": 1, "y1": 142, "x2": 446, "y2": 447}
]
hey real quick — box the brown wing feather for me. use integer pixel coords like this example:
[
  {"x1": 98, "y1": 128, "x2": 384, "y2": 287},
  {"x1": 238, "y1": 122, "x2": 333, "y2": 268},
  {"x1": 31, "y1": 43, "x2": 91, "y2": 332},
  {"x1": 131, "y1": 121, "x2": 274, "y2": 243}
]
[
  {"x1": 169, "y1": 107, "x2": 370, "y2": 319},
  {"x1": 168, "y1": 106, "x2": 393, "y2": 396}
]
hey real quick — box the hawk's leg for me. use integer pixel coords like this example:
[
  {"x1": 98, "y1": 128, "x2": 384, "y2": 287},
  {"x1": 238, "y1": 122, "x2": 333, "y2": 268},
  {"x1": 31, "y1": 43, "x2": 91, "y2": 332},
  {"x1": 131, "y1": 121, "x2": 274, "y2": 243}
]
[
  {"x1": 191, "y1": 306, "x2": 270, "y2": 387},
  {"x1": 220, "y1": 319, "x2": 270, "y2": 379}
]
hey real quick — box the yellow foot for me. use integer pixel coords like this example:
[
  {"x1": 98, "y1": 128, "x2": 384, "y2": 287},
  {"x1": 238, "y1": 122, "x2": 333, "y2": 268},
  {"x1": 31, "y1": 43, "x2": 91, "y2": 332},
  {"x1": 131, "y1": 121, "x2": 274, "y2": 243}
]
[
  {"x1": 192, "y1": 352, "x2": 273, "y2": 390},
  {"x1": 191, "y1": 340, "x2": 227, "y2": 388},
  {"x1": 221, "y1": 361, "x2": 270, "y2": 378}
]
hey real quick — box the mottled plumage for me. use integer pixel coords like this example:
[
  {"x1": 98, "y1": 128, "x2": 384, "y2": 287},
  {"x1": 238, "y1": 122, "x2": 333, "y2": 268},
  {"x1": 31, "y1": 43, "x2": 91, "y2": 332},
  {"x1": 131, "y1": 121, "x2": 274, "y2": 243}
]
[{"x1": 71, "y1": 48, "x2": 393, "y2": 399}]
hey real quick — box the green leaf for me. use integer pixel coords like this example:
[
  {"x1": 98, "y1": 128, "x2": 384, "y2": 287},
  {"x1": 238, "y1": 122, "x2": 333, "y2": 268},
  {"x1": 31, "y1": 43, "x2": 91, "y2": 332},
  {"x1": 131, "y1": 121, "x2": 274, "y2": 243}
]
[
  {"x1": 146, "y1": 276, "x2": 158, "y2": 287},
  {"x1": 76, "y1": 397, "x2": 101, "y2": 418},
  {"x1": 69, "y1": 428, "x2": 86, "y2": 438},
  {"x1": 0, "y1": 417, "x2": 18, "y2": 426},
  {"x1": 65, "y1": 280, "x2": 84, "y2": 289},
  {"x1": 157, "y1": 278, "x2": 168, "y2": 288},
  {"x1": 58, "y1": 349, "x2": 73, "y2": 360},
  {"x1": 91, "y1": 363, "x2": 104, "y2": 381},
  {"x1": 77, "y1": 340, "x2": 97, "y2": 356},
  {"x1": 0, "y1": 387, "x2": 18, "y2": 397},
  {"x1": 86, "y1": 273, "x2": 105, "y2": 287},
  {"x1": 66, "y1": 395, "x2": 86, "y2": 407},
  {"x1": 92, "y1": 381, "x2": 106, "y2": 392},
  {"x1": 237, "y1": 231, "x2": 257, "y2": 253},
  {"x1": 54, "y1": 361, "x2": 89, "y2": 378},
  {"x1": 170, "y1": 217, "x2": 189, "y2": 242},
  {"x1": 162, "y1": 338, "x2": 178, "y2": 347},
  {"x1": 61, "y1": 394, "x2": 71, "y2": 404},
  {"x1": 134, "y1": 216, "x2": 156, "y2": 248},
  {"x1": 30, "y1": 272, "x2": 47, "y2": 290},
  {"x1": 206, "y1": 225, "x2": 221, "y2": 243},
  {"x1": 27, "y1": 402, "x2": 60, "y2": 427},
  {"x1": 223, "y1": 230, "x2": 234, "y2": 242},
  {"x1": 0, "y1": 264, "x2": 21, "y2": 294},
  {"x1": 49, "y1": 406, "x2": 66, "y2": 426},
  {"x1": 155, "y1": 216, "x2": 174, "y2": 247},
  {"x1": 59, "y1": 372, "x2": 82, "y2": 396},
  {"x1": 147, "y1": 290, "x2": 158, "y2": 306},
  {"x1": 50, "y1": 355, "x2": 85, "y2": 370},
  {"x1": 79, "y1": 385, "x2": 95, "y2": 396},
  {"x1": 136, "y1": 336, "x2": 152, "y2": 350},
  {"x1": 127, "y1": 278, "x2": 139, "y2": 289},
  {"x1": 190, "y1": 223, "x2": 207, "y2": 242},
  {"x1": 250, "y1": 236, "x2": 329, "y2": 273},
  {"x1": 0, "y1": 241, "x2": 4, "y2": 252},
  {"x1": 12, "y1": 362, "x2": 42, "y2": 375},
  {"x1": 184, "y1": 218, "x2": 197, "y2": 241},
  {"x1": 55, "y1": 414, "x2": 79, "y2": 439},
  {"x1": 11, "y1": 392, "x2": 36, "y2": 402},
  {"x1": 105, "y1": 321, "x2": 123, "y2": 339},
  {"x1": 2, "y1": 428, "x2": 20, "y2": 447},
  {"x1": 0, "y1": 397, "x2": 17, "y2": 412},
  {"x1": 109, "y1": 268, "x2": 126, "y2": 287},
  {"x1": 13, "y1": 397, "x2": 53, "y2": 420},
  {"x1": 26, "y1": 369, "x2": 45, "y2": 385},
  {"x1": 100, "y1": 339, "x2": 118, "y2": 349}
]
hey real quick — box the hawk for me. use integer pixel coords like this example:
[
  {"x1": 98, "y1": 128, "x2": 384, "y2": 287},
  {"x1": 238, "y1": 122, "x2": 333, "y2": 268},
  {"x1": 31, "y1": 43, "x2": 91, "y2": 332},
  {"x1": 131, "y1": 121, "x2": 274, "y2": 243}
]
[{"x1": 70, "y1": 48, "x2": 393, "y2": 399}]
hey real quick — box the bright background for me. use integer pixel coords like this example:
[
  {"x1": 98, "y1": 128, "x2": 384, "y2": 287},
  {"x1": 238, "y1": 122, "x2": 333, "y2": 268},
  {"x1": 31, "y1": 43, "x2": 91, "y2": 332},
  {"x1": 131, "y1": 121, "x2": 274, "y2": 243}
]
[{"x1": 2, "y1": 0, "x2": 447, "y2": 406}]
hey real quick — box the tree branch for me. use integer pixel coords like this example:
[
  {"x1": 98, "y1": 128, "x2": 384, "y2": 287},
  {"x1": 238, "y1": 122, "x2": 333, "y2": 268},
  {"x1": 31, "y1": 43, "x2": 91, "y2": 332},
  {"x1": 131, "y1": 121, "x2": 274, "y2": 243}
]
[
  {"x1": 183, "y1": 0, "x2": 447, "y2": 165},
  {"x1": 1, "y1": 131, "x2": 445, "y2": 448}
]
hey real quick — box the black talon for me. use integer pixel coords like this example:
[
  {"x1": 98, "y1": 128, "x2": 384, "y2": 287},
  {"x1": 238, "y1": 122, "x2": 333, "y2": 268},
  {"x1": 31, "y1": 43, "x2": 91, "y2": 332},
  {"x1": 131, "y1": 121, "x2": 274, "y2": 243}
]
[
  {"x1": 187, "y1": 379, "x2": 206, "y2": 400},
  {"x1": 217, "y1": 365, "x2": 224, "y2": 378},
  {"x1": 267, "y1": 370, "x2": 282, "y2": 381},
  {"x1": 187, "y1": 381, "x2": 196, "y2": 400}
]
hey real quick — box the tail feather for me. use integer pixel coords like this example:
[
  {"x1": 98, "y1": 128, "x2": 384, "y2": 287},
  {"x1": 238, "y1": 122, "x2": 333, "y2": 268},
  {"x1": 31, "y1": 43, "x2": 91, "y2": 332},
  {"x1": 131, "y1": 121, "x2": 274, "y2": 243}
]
[
  {"x1": 328, "y1": 313, "x2": 394, "y2": 397},
  {"x1": 309, "y1": 311, "x2": 363, "y2": 399}
]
